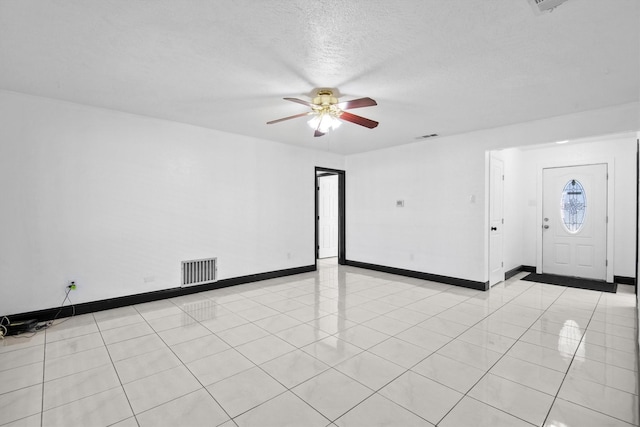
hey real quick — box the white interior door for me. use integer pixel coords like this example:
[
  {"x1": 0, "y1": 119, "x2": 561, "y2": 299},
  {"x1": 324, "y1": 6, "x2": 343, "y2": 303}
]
[
  {"x1": 542, "y1": 164, "x2": 607, "y2": 280},
  {"x1": 489, "y1": 156, "x2": 504, "y2": 286},
  {"x1": 318, "y1": 175, "x2": 338, "y2": 258}
]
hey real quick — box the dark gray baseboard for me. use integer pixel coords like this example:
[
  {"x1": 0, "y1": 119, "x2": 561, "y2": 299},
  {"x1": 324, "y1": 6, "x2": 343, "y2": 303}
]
[
  {"x1": 345, "y1": 260, "x2": 489, "y2": 291},
  {"x1": 505, "y1": 265, "x2": 535, "y2": 280},
  {"x1": 7, "y1": 264, "x2": 316, "y2": 323},
  {"x1": 614, "y1": 276, "x2": 636, "y2": 286}
]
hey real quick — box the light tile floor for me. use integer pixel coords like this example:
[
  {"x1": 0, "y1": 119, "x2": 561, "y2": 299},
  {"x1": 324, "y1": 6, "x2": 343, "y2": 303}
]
[{"x1": 1, "y1": 258, "x2": 638, "y2": 426}]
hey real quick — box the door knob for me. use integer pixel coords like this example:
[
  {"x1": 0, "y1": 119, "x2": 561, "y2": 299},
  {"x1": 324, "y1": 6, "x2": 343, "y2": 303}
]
[
  {"x1": 491, "y1": 227, "x2": 497, "y2": 231},
  {"x1": 543, "y1": 225, "x2": 549, "y2": 229}
]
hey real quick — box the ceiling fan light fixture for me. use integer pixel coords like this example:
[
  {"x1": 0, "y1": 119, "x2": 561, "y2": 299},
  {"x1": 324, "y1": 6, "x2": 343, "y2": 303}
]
[
  {"x1": 268, "y1": 89, "x2": 378, "y2": 137},
  {"x1": 307, "y1": 115, "x2": 320, "y2": 130},
  {"x1": 307, "y1": 112, "x2": 341, "y2": 133}
]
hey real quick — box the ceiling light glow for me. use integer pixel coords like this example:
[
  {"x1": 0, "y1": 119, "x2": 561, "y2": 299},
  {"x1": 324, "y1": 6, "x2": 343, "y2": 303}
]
[{"x1": 308, "y1": 113, "x2": 341, "y2": 133}]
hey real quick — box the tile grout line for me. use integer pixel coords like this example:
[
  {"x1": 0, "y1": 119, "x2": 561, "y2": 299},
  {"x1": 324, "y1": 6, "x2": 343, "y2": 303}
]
[
  {"x1": 23, "y1": 315, "x2": 128, "y2": 425},
  {"x1": 40, "y1": 328, "x2": 46, "y2": 427},
  {"x1": 94, "y1": 312, "x2": 140, "y2": 427},
  {"x1": 540, "y1": 291, "x2": 639, "y2": 426},
  {"x1": 307, "y1": 277, "x2": 536, "y2": 426},
  {"x1": 169, "y1": 300, "x2": 334, "y2": 426},
  {"x1": 216, "y1": 300, "x2": 350, "y2": 424},
  {"x1": 540, "y1": 290, "x2": 602, "y2": 426},
  {"x1": 327, "y1": 277, "x2": 537, "y2": 424},
  {"x1": 428, "y1": 283, "x2": 543, "y2": 425},
  {"x1": 338, "y1": 277, "x2": 629, "y2": 426},
  {"x1": 381, "y1": 279, "x2": 540, "y2": 422},
  {"x1": 185, "y1": 275, "x2": 454, "y2": 424},
  {"x1": 168, "y1": 291, "x2": 336, "y2": 425},
  {"x1": 128, "y1": 302, "x2": 237, "y2": 424},
  {"x1": 429, "y1": 280, "x2": 569, "y2": 426},
  {"x1": 0, "y1": 317, "x2": 101, "y2": 426}
]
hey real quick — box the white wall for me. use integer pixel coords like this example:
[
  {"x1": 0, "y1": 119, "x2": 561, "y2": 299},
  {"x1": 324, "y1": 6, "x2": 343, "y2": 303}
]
[
  {"x1": 345, "y1": 103, "x2": 639, "y2": 284},
  {"x1": 0, "y1": 91, "x2": 344, "y2": 315},
  {"x1": 346, "y1": 139, "x2": 487, "y2": 282}
]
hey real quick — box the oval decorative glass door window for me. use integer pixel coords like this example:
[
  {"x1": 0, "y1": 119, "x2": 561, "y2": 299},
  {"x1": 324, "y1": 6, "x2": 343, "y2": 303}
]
[{"x1": 560, "y1": 179, "x2": 587, "y2": 233}]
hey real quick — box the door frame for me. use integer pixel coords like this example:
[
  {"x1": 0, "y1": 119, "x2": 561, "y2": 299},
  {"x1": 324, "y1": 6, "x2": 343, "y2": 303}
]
[
  {"x1": 488, "y1": 153, "x2": 505, "y2": 286},
  {"x1": 536, "y1": 158, "x2": 615, "y2": 282},
  {"x1": 315, "y1": 167, "x2": 346, "y2": 266}
]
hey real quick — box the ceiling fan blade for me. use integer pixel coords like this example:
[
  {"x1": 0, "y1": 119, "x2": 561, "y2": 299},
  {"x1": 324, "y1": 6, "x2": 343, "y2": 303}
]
[
  {"x1": 339, "y1": 111, "x2": 379, "y2": 129},
  {"x1": 266, "y1": 112, "x2": 312, "y2": 125},
  {"x1": 336, "y1": 97, "x2": 377, "y2": 110},
  {"x1": 283, "y1": 97, "x2": 314, "y2": 107},
  {"x1": 313, "y1": 119, "x2": 325, "y2": 137}
]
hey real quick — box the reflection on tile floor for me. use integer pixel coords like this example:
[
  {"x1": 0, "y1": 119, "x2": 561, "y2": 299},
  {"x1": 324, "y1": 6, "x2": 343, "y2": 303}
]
[{"x1": 1, "y1": 258, "x2": 638, "y2": 426}]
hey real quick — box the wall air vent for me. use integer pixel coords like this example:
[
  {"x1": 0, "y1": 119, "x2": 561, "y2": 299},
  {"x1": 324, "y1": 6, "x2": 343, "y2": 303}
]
[
  {"x1": 181, "y1": 257, "x2": 217, "y2": 287},
  {"x1": 416, "y1": 133, "x2": 439, "y2": 140},
  {"x1": 528, "y1": 0, "x2": 571, "y2": 14}
]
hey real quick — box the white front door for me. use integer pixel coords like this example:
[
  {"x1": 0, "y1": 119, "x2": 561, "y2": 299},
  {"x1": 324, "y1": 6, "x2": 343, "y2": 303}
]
[
  {"x1": 542, "y1": 164, "x2": 607, "y2": 280},
  {"x1": 318, "y1": 174, "x2": 338, "y2": 258},
  {"x1": 489, "y1": 156, "x2": 504, "y2": 286}
]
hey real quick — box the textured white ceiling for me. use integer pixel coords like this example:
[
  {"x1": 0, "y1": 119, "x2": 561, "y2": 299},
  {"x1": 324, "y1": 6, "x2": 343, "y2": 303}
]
[{"x1": 0, "y1": 0, "x2": 638, "y2": 154}]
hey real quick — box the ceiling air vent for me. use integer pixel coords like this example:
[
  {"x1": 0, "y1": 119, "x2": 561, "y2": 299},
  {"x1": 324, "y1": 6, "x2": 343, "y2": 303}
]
[
  {"x1": 528, "y1": 0, "x2": 571, "y2": 14},
  {"x1": 416, "y1": 133, "x2": 439, "y2": 140}
]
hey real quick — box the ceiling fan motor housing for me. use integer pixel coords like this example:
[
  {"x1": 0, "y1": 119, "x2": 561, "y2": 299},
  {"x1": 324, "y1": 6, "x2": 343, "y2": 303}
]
[
  {"x1": 313, "y1": 90, "x2": 338, "y2": 106},
  {"x1": 312, "y1": 90, "x2": 341, "y2": 116}
]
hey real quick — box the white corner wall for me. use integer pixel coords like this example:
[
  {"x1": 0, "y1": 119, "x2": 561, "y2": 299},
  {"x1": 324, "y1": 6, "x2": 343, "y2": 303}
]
[
  {"x1": 0, "y1": 91, "x2": 343, "y2": 315},
  {"x1": 345, "y1": 102, "x2": 639, "y2": 284}
]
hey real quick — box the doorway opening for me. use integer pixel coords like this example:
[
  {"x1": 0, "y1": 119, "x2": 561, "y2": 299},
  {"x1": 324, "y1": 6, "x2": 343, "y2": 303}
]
[
  {"x1": 541, "y1": 164, "x2": 608, "y2": 281},
  {"x1": 315, "y1": 167, "x2": 345, "y2": 266}
]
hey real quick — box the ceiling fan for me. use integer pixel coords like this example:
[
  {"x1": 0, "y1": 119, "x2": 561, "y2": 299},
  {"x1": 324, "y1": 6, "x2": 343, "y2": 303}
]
[{"x1": 267, "y1": 89, "x2": 378, "y2": 137}]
